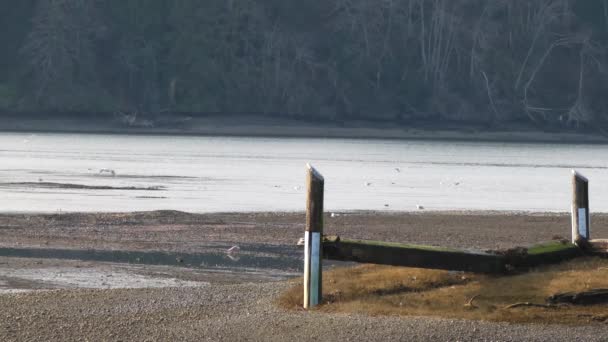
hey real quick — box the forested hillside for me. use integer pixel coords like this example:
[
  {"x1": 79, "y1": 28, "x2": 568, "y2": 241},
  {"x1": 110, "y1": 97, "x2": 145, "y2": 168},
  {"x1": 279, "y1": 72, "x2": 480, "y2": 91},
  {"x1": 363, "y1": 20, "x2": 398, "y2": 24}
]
[{"x1": 1, "y1": 1, "x2": 608, "y2": 131}]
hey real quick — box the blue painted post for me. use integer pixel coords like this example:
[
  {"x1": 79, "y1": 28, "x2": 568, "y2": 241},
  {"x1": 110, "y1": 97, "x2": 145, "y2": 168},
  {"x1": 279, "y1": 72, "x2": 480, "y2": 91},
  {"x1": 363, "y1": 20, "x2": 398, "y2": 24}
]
[{"x1": 304, "y1": 164, "x2": 324, "y2": 309}]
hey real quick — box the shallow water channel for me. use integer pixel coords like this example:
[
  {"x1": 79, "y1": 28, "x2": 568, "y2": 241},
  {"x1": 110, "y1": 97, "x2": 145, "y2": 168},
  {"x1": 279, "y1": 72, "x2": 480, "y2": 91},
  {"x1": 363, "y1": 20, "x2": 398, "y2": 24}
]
[{"x1": 0, "y1": 244, "x2": 305, "y2": 274}]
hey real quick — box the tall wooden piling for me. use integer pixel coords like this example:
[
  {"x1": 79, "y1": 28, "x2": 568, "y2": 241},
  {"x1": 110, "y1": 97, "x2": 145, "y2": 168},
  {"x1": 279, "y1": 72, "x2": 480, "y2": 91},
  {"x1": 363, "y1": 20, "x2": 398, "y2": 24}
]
[
  {"x1": 572, "y1": 170, "x2": 590, "y2": 246},
  {"x1": 303, "y1": 164, "x2": 324, "y2": 309}
]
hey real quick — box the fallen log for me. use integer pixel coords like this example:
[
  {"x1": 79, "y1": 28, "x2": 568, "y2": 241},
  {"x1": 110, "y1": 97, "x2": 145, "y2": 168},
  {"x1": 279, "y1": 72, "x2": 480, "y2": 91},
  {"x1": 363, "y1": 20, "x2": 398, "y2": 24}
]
[
  {"x1": 322, "y1": 238, "x2": 581, "y2": 274},
  {"x1": 323, "y1": 238, "x2": 507, "y2": 273},
  {"x1": 547, "y1": 289, "x2": 608, "y2": 305}
]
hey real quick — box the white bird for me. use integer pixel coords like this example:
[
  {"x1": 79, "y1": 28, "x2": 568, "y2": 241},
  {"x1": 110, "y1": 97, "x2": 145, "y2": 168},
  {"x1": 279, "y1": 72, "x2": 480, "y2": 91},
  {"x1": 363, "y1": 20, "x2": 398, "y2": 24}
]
[
  {"x1": 394, "y1": 167, "x2": 401, "y2": 173},
  {"x1": 297, "y1": 237, "x2": 305, "y2": 246},
  {"x1": 99, "y1": 169, "x2": 116, "y2": 176},
  {"x1": 227, "y1": 245, "x2": 240, "y2": 254},
  {"x1": 416, "y1": 205, "x2": 425, "y2": 210},
  {"x1": 330, "y1": 212, "x2": 339, "y2": 218},
  {"x1": 293, "y1": 186, "x2": 302, "y2": 191},
  {"x1": 364, "y1": 181, "x2": 372, "y2": 187}
]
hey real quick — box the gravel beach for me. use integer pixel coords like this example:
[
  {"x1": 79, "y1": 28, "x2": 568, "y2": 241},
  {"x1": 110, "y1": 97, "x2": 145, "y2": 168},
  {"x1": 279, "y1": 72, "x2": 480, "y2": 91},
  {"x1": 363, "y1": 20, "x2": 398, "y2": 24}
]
[{"x1": 1, "y1": 211, "x2": 607, "y2": 341}]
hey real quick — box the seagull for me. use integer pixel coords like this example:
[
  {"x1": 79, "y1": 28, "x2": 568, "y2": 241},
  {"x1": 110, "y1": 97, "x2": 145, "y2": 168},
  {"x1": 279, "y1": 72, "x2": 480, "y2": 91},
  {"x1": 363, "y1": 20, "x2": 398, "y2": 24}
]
[
  {"x1": 364, "y1": 181, "x2": 372, "y2": 187},
  {"x1": 297, "y1": 237, "x2": 305, "y2": 246},
  {"x1": 394, "y1": 168, "x2": 401, "y2": 173},
  {"x1": 330, "y1": 212, "x2": 338, "y2": 218},
  {"x1": 416, "y1": 205, "x2": 425, "y2": 210},
  {"x1": 99, "y1": 169, "x2": 116, "y2": 176},
  {"x1": 227, "y1": 245, "x2": 240, "y2": 254}
]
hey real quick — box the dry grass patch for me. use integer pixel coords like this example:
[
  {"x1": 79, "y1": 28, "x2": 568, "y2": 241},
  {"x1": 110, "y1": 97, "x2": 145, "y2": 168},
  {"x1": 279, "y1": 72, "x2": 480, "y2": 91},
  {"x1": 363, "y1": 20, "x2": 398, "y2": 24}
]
[{"x1": 279, "y1": 258, "x2": 608, "y2": 324}]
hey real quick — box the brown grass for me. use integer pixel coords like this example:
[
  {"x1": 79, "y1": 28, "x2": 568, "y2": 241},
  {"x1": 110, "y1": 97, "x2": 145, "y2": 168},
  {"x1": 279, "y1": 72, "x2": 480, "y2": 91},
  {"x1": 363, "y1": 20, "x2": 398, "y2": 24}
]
[{"x1": 278, "y1": 258, "x2": 608, "y2": 324}]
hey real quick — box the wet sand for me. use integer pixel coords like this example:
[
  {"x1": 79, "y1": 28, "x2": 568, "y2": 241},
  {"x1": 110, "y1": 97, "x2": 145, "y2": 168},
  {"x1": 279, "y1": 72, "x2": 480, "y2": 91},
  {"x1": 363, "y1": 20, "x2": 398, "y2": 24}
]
[{"x1": 1, "y1": 210, "x2": 608, "y2": 341}]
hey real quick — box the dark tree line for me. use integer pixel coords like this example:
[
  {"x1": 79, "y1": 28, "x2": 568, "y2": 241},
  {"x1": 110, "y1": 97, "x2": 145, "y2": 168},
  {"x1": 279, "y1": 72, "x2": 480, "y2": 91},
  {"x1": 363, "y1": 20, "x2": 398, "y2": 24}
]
[{"x1": 1, "y1": 0, "x2": 608, "y2": 130}]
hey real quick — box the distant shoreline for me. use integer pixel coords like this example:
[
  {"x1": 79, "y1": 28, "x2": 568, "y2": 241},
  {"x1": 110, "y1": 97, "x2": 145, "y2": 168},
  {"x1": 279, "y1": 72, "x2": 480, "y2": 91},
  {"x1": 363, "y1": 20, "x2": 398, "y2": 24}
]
[{"x1": 1, "y1": 115, "x2": 607, "y2": 144}]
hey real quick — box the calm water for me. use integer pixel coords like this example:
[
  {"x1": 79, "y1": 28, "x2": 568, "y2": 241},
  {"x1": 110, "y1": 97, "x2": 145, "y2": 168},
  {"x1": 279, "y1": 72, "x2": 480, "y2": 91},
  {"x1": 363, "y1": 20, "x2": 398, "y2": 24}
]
[{"x1": 1, "y1": 132, "x2": 607, "y2": 213}]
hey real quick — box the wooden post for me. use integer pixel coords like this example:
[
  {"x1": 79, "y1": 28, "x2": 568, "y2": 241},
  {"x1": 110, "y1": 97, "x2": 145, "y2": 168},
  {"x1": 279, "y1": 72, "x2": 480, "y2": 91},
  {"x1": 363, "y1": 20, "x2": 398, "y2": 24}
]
[
  {"x1": 303, "y1": 164, "x2": 324, "y2": 309},
  {"x1": 572, "y1": 170, "x2": 590, "y2": 246}
]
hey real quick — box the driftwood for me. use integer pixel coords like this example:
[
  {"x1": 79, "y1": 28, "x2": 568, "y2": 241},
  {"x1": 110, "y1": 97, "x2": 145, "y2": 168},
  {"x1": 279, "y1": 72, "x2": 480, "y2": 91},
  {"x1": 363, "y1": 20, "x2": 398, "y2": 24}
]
[
  {"x1": 503, "y1": 302, "x2": 557, "y2": 310},
  {"x1": 547, "y1": 289, "x2": 608, "y2": 305}
]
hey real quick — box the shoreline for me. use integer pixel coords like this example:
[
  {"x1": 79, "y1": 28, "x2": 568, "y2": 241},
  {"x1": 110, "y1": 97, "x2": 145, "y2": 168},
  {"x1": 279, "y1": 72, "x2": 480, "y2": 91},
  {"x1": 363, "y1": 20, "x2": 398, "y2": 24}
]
[{"x1": 2, "y1": 115, "x2": 607, "y2": 144}]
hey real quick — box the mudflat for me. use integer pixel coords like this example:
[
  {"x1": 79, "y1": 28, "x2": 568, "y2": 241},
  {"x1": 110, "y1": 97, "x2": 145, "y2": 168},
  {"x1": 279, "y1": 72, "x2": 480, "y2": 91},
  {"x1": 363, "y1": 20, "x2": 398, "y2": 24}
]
[
  {"x1": 1, "y1": 211, "x2": 608, "y2": 341},
  {"x1": 2, "y1": 210, "x2": 605, "y2": 252}
]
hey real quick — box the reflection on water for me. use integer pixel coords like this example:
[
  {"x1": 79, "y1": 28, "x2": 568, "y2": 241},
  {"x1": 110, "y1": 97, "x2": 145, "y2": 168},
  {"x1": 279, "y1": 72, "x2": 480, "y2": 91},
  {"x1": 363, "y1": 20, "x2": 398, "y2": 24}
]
[{"x1": 1, "y1": 132, "x2": 608, "y2": 212}]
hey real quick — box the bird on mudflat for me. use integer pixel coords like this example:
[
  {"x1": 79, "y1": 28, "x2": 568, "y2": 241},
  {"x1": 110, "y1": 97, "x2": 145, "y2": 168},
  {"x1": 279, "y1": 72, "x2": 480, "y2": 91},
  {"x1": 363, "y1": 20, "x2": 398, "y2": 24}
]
[
  {"x1": 99, "y1": 168, "x2": 116, "y2": 176},
  {"x1": 227, "y1": 245, "x2": 240, "y2": 254}
]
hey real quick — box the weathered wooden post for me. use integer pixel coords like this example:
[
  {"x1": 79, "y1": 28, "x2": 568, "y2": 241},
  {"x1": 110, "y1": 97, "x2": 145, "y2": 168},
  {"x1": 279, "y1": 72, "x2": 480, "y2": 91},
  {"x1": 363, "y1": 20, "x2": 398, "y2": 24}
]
[
  {"x1": 303, "y1": 164, "x2": 324, "y2": 309},
  {"x1": 571, "y1": 170, "x2": 590, "y2": 246}
]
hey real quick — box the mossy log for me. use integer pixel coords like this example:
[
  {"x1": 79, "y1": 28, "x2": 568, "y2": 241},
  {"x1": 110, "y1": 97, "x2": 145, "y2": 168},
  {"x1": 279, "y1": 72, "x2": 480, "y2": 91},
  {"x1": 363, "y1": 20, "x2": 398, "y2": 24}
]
[
  {"x1": 322, "y1": 238, "x2": 581, "y2": 274},
  {"x1": 323, "y1": 238, "x2": 506, "y2": 273}
]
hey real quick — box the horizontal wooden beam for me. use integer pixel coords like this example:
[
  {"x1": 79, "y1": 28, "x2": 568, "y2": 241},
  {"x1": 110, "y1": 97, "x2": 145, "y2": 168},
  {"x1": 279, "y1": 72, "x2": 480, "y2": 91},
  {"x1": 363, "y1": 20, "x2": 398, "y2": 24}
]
[
  {"x1": 323, "y1": 238, "x2": 505, "y2": 273},
  {"x1": 322, "y1": 238, "x2": 581, "y2": 274}
]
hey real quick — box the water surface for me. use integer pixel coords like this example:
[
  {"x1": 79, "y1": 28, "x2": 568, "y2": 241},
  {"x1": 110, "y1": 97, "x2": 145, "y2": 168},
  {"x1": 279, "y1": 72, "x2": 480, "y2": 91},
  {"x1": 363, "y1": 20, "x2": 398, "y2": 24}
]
[{"x1": 1, "y1": 132, "x2": 607, "y2": 212}]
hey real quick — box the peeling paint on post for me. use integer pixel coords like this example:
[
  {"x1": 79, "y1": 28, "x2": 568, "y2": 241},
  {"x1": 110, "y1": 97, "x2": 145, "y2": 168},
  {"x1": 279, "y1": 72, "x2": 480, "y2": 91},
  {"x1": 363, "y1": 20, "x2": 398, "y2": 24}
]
[
  {"x1": 303, "y1": 164, "x2": 324, "y2": 309},
  {"x1": 572, "y1": 170, "x2": 590, "y2": 246}
]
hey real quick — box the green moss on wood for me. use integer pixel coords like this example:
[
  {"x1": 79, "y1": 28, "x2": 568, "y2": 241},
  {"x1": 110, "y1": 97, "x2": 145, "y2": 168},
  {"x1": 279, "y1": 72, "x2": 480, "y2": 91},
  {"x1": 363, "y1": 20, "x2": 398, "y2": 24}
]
[
  {"x1": 527, "y1": 241, "x2": 578, "y2": 255},
  {"x1": 338, "y1": 239, "x2": 478, "y2": 254}
]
